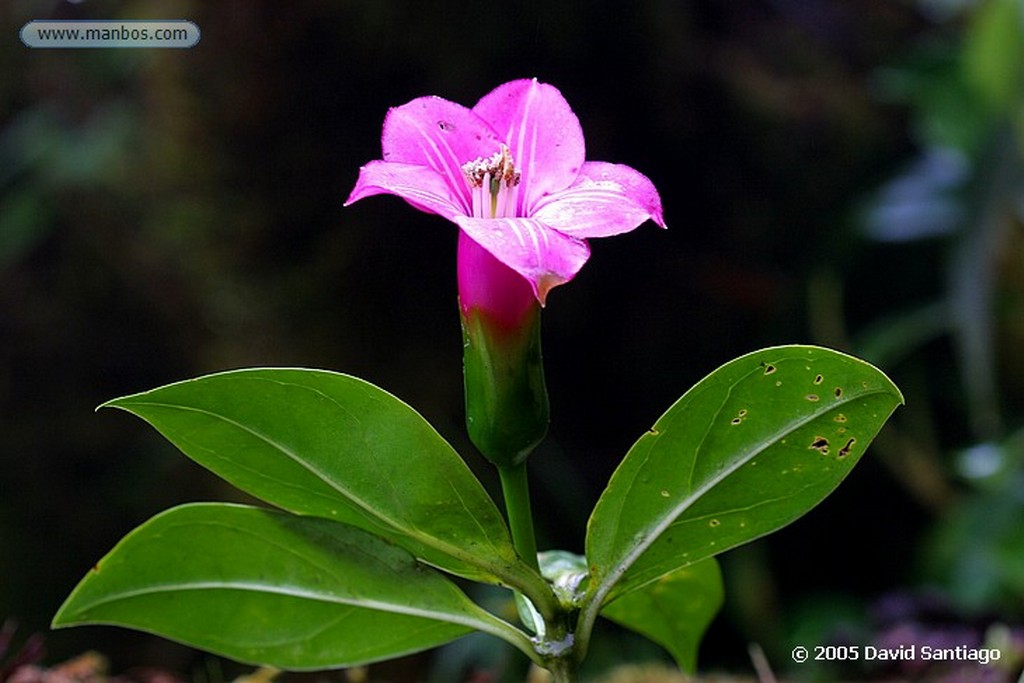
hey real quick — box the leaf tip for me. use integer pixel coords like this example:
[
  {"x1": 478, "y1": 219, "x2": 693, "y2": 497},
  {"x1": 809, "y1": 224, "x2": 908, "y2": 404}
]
[
  {"x1": 50, "y1": 601, "x2": 76, "y2": 629},
  {"x1": 96, "y1": 395, "x2": 138, "y2": 414}
]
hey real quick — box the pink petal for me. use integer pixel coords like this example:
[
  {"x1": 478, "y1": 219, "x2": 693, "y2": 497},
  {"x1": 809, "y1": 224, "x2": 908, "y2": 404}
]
[
  {"x1": 344, "y1": 160, "x2": 465, "y2": 220},
  {"x1": 454, "y1": 216, "x2": 590, "y2": 304},
  {"x1": 381, "y1": 96, "x2": 504, "y2": 213},
  {"x1": 531, "y1": 161, "x2": 667, "y2": 237},
  {"x1": 472, "y1": 79, "x2": 586, "y2": 216}
]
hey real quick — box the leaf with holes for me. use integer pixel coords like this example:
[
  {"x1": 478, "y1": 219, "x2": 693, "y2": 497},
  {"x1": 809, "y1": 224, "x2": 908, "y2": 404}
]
[
  {"x1": 584, "y1": 345, "x2": 902, "y2": 610},
  {"x1": 602, "y1": 558, "x2": 723, "y2": 674},
  {"x1": 52, "y1": 503, "x2": 530, "y2": 669},
  {"x1": 98, "y1": 369, "x2": 531, "y2": 591}
]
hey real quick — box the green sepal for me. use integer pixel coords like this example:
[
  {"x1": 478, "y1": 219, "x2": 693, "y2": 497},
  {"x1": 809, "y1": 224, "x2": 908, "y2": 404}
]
[{"x1": 461, "y1": 305, "x2": 549, "y2": 467}]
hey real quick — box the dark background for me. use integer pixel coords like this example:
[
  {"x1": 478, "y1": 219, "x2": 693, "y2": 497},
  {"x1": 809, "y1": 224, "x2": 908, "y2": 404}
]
[{"x1": 2, "y1": 1, "x2": 1022, "y2": 681}]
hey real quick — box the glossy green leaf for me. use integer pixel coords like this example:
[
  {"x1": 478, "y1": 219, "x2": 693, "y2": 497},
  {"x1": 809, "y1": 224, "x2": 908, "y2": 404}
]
[
  {"x1": 585, "y1": 346, "x2": 903, "y2": 607},
  {"x1": 53, "y1": 503, "x2": 531, "y2": 669},
  {"x1": 601, "y1": 558, "x2": 723, "y2": 674},
  {"x1": 99, "y1": 369, "x2": 523, "y2": 587}
]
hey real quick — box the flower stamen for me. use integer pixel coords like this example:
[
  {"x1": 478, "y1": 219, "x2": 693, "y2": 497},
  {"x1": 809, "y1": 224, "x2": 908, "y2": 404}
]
[{"x1": 462, "y1": 144, "x2": 521, "y2": 219}]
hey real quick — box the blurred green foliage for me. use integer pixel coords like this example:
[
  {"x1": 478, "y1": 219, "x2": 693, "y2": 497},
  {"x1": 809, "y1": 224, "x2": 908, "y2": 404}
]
[
  {"x1": 852, "y1": 0, "x2": 1024, "y2": 613},
  {"x1": 783, "y1": 0, "x2": 1024, "y2": 678},
  {"x1": 1, "y1": 0, "x2": 1022, "y2": 680}
]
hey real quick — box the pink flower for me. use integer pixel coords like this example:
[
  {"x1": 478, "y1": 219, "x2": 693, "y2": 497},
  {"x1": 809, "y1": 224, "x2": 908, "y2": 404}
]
[{"x1": 345, "y1": 78, "x2": 666, "y2": 306}]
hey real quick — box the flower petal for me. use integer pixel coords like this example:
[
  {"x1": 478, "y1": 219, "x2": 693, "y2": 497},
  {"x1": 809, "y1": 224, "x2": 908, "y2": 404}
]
[
  {"x1": 453, "y1": 216, "x2": 590, "y2": 304},
  {"x1": 472, "y1": 79, "x2": 586, "y2": 215},
  {"x1": 382, "y1": 96, "x2": 504, "y2": 213},
  {"x1": 344, "y1": 160, "x2": 465, "y2": 220},
  {"x1": 532, "y1": 161, "x2": 667, "y2": 237}
]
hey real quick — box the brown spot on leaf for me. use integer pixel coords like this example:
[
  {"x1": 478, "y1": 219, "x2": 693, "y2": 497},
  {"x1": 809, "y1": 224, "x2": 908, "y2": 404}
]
[
  {"x1": 834, "y1": 387, "x2": 844, "y2": 398},
  {"x1": 806, "y1": 394, "x2": 820, "y2": 402}
]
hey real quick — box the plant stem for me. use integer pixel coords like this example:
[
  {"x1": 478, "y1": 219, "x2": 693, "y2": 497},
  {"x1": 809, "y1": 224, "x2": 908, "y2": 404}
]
[
  {"x1": 498, "y1": 463, "x2": 583, "y2": 682},
  {"x1": 546, "y1": 657, "x2": 580, "y2": 683},
  {"x1": 539, "y1": 613, "x2": 581, "y2": 683},
  {"x1": 498, "y1": 462, "x2": 539, "y2": 572}
]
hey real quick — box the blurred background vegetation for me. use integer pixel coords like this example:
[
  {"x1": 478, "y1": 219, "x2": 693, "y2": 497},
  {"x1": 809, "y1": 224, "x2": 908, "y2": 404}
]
[{"x1": 2, "y1": 0, "x2": 1022, "y2": 681}]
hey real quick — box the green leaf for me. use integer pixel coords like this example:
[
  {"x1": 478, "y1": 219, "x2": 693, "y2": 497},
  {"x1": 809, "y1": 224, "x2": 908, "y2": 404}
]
[
  {"x1": 53, "y1": 503, "x2": 530, "y2": 669},
  {"x1": 100, "y1": 369, "x2": 524, "y2": 587},
  {"x1": 601, "y1": 558, "x2": 723, "y2": 674},
  {"x1": 585, "y1": 345, "x2": 902, "y2": 606}
]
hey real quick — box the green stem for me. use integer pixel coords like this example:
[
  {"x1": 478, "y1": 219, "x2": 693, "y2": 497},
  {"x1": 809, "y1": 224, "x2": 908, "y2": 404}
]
[
  {"x1": 498, "y1": 463, "x2": 583, "y2": 681},
  {"x1": 545, "y1": 656, "x2": 580, "y2": 683},
  {"x1": 498, "y1": 462, "x2": 539, "y2": 572},
  {"x1": 539, "y1": 614, "x2": 581, "y2": 683}
]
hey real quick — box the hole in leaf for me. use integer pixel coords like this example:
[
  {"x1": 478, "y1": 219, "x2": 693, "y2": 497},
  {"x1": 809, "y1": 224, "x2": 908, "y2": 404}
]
[
  {"x1": 809, "y1": 436, "x2": 830, "y2": 455},
  {"x1": 838, "y1": 438, "x2": 856, "y2": 459},
  {"x1": 762, "y1": 363, "x2": 777, "y2": 375},
  {"x1": 834, "y1": 387, "x2": 844, "y2": 398},
  {"x1": 814, "y1": 374, "x2": 824, "y2": 385}
]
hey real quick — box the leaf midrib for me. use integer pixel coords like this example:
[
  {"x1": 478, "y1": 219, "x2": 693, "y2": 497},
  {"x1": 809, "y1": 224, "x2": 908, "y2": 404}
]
[{"x1": 65, "y1": 580, "x2": 485, "y2": 631}]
